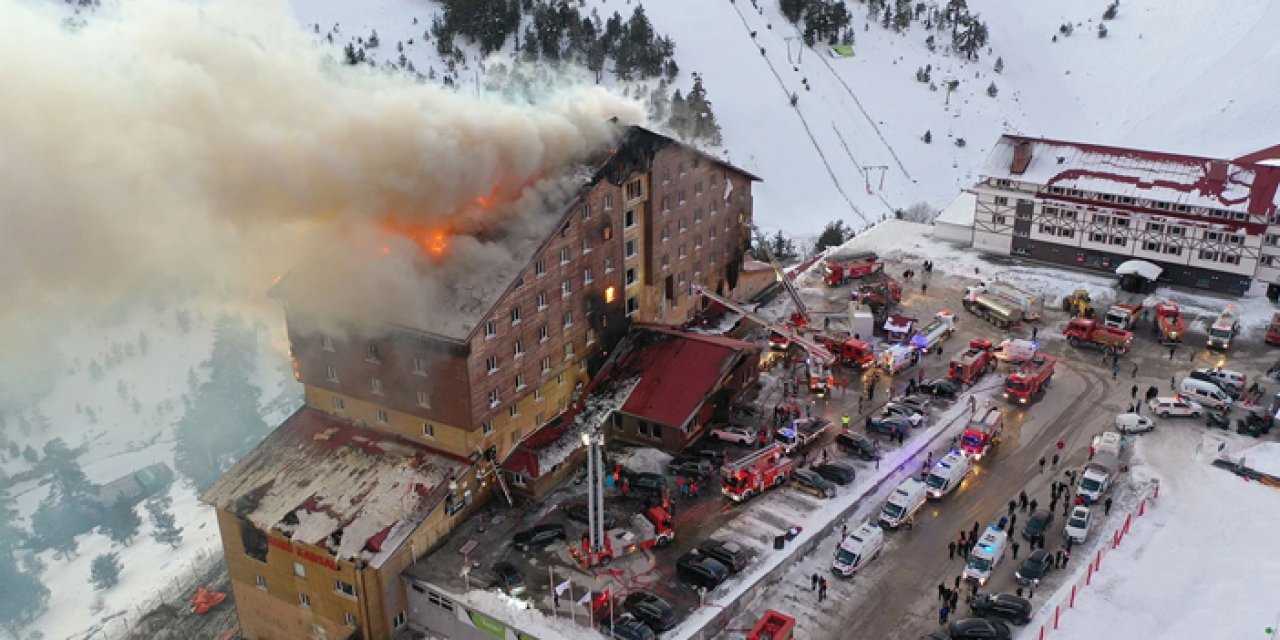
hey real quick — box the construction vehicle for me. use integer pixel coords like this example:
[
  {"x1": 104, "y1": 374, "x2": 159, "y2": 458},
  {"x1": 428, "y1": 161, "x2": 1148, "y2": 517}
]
[
  {"x1": 1267, "y1": 311, "x2": 1280, "y2": 346},
  {"x1": 721, "y1": 444, "x2": 796, "y2": 502},
  {"x1": 1003, "y1": 355, "x2": 1056, "y2": 405},
  {"x1": 908, "y1": 311, "x2": 958, "y2": 354},
  {"x1": 1061, "y1": 290, "x2": 1096, "y2": 318},
  {"x1": 948, "y1": 339, "x2": 997, "y2": 385},
  {"x1": 1207, "y1": 304, "x2": 1241, "y2": 351},
  {"x1": 823, "y1": 250, "x2": 883, "y2": 286},
  {"x1": 879, "y1": 344, "x2": 921, "y2": 375},
  {"x1": 1063, "y1": 318, "x2": 1132, "y2": 355},
  {"x1": 960, "y1": 406, "x2": 1004, "y2": 459},
  {"x1": 966, "y1": 282, "x2": 1043, "y2": 321},
  {"x1": 1103, "y1": 302, "x2": 1143, "y2": 330},
  {"x1": 962, "y1": 291, "x2": 1023, "y2": 328},
  {"x1": 572, "y1": 506, "x2": 675, "y2": 567},
  {"x1": 747, "y1": 610, "x2": 796, "y2": 640},
  {"x1": 1153, "y1": 301, "x2": 1186, "y2": 345},
  {"x1": 189, "y1": 586, "x2": 227, "y2": 614}
]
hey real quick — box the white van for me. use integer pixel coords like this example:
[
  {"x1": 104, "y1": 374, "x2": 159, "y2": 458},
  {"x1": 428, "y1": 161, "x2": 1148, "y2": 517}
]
[
  {"x1": 1114, "y1": 414, "x2": 1153, "y2": 435},
  {"x1": 831, "y1": 521, "x2": 886, "y2": 577},
  {"x1": 963, "y1": 525, "x2": 1009, "y2": 585},
  {"x1": 1190, "y1": 368, "x2": 1246, "y2": 396},
  {"x1": 878, "y1": 478, "x2": 927, "y2": 529},
  {"x1": 1179, "y1": 378, "x2": 1233, "y2": 410},
  {"x1": 924, "y1": 451, "x2": 972, "y2": 499}
]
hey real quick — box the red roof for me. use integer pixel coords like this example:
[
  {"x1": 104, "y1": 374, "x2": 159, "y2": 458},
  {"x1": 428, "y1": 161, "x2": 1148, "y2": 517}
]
[{"x1": 618, "y1": 326, "x2": 759, "y2": 428}]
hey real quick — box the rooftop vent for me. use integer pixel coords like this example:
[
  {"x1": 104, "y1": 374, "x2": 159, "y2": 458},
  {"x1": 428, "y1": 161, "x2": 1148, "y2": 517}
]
[
  {"x1": 1206, "y1": 161, "x2": 1228, "y2": 186},
  {"x1": 1011, "y1": 140, "x2": 1033, "y2": 174}
]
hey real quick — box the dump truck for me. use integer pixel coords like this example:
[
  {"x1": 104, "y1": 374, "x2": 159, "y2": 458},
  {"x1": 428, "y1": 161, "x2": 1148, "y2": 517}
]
[
  {"x1": 721, "y1": 444, "x2": 796, "y2": 502},
  {"x1": 1061, "y1": 290, "x2": 1096, "y2": 318},
  {"x1": 909, "y1": 311, "x2": 958, "y2": 354},
  {"x1": 966, "y1": 282, "x2": 1044, "y2": 322},
  {"x1": 960, "y1": 406, "x2": 1004, "y2": 460},
  {"x1": 573, "y1": 506, "x2": 675, "y2": 567},
  {"x1": 1063, "y1": 318, "x2": 1132, "y2": 355},
  {"x1": 1153, "y1": 301, "x2": 1186, "y2": 345},
  {"x1": 948, "y1": 339, "x2": 997, "y2": 385},
  {"x1": 1267, "y1": 311, "x2": 1280, "y2": 347},
  {"x1": 1103, "y1": 303, "x2": 1143, "y2": 330},
  {"x1": 824, "y1": 251, "x2": 883, "y2": 286},
  {"x1": 1003, "y1": 355, "x2": 1055, "y2": 405},
  {"x1": 962, "y1": 292, "x2": 1024, "y2": 328}
]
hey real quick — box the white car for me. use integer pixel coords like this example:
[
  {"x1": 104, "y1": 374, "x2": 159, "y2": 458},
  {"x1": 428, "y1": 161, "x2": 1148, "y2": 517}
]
[
  {"x1": 1064, "y1": 506, "x2": 1092, "y2": 544},
  {"x1": 710, "y1": 425, "x2": 757, "y2": 445},
  {"x1": 1148, "y1": 396, "x2": 1203, "y2": 418},
  {"x1": 881, "y1": 403, "x2": 924, "y2": 427}
]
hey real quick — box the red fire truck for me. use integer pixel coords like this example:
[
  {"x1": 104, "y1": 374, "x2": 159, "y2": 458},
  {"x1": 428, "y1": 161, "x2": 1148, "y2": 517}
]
[
  {"x1": 1266, "y1": 311, "x2": 1280, "y2": 346},
  {"x1": 721, "y1": 444, "x2": 796, "y2": 502},
  {"x1": 571, "y1": 506, "x2": 675, "y2": 568},
  {"x1": 1003, "y1": 355, "x2": 1056, "y2": 405},
  {"x1": 820, "y1": 335, "x2": 876, "y2": 369},
  {"x1": 1154, "y1": 301, "x2": 1186, "y2": 345},
  {"x1": 823, "y1": 251, "x2": 883, "y2": 286},
  {"x1": 948, "y1": 339, "x2": 997, "y2": 385},
  {"x1": 1063, "y1": 318, "x2": 1132, "y2": 355},
  {"x1": 960, "y1": 406, "x2": 1004, "y2": 460}
]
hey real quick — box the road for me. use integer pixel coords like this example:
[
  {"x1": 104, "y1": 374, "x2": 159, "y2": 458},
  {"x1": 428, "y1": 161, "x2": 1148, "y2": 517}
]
[{"x1": 728, "y1": 262, "x2": 1279, "y2": 639}]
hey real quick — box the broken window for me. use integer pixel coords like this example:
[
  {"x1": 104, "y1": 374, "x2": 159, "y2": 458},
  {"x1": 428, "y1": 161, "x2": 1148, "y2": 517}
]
[{"x1": 240, "y1": 520, "x2": 269, "y2": 562}]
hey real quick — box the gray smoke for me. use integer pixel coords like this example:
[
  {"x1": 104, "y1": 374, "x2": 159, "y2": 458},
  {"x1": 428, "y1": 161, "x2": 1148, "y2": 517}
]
[{"x1": 0, "y1": 0, "x2": 644, "y2": 398}]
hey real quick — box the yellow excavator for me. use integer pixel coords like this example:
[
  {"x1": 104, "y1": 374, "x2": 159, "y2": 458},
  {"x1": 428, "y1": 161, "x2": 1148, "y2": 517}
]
[{"x1": 1061, "y1": 290, "x2": 1096, "y2": 318}]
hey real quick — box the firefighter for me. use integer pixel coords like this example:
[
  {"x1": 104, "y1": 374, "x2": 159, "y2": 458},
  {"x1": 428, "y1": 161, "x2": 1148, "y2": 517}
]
[{"x1": 842, "y1": 414, "x2": 851, "y2": 429}]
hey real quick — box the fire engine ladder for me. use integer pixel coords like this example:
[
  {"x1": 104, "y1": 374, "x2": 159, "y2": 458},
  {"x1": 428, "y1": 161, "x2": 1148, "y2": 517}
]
[
  {"x1": 693, "y1": 286, "x2": 835, "y2": 364},
  {"x1": 724, "y1": 443, "x2": 786, "y2": 474},
  {"x1": 474, "y1": 445, "x2": 514, "y2": 507},
  {"x1": 753, "y1": 229, "x2": 810, "y2": 322}
]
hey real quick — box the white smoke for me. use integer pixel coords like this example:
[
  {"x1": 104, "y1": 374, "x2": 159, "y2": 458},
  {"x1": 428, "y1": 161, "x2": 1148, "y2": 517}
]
[{"x1": 0, "y1": 0, "x2": 645, "y2": 399}]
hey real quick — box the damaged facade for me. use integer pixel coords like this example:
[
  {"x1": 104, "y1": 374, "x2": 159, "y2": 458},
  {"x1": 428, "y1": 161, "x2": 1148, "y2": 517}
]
[{"x1": 203, "y1": 125, "x2": 759, "y2": 639}]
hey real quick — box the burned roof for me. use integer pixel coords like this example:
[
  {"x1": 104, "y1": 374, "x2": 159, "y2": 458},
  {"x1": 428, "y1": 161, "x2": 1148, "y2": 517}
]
[{"x1": 201, "y1": 408, "x2": 465, "y2": 568}]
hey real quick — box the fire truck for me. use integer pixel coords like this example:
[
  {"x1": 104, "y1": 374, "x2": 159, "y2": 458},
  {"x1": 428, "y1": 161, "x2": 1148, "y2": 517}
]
[
  {"x1": 721, "y1": 444, "x2": 796, "y2": 502},
  {"x1": 823, "y1": 251, "x2": 883, "y2": 286},
  {"x1": 854, "y1": 272, "x2": 903, "y2": 322},
  {"x1": 960, "y1": 406, "x2": 1004, "y2": 460},
  {"x1": 1154, "y1": 301, "x2": 1186, "y2": 345},
  {"x1": 909, "y1": 311, "x2": 958, "y2": 354},
  {"x1": 572, "y1": 506, "x2": 675, "y2": 568},
  {"x1": 1267, "y1": 311, "x2": 1280, "y2": 346},
  {"x1": 1003, "y1": 355, "x2": 1056, "y2": 405},
  {"x1": 1064, "y1": 318, "x2": 1132, "y2": 355},
  {"x1": 948, "y1": 339, "x2": 997, "y2": 385},
  {"x1": 801, "y1": 361, "x2": 834, "y2": 396},
  {"x1": 1103, "y1": 302, "x2": 1143, "y2": 330},
  {"x1": 817, "y1": 335, "x2": 876, "y2": 368}
]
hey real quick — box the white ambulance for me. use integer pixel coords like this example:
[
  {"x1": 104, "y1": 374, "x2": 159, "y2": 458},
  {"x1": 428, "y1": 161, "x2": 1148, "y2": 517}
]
[
  {"x1": 962, "y1": 525, "x2": 1009, "y2": 586},
  {"x1": 831, "y1": 521, "x2": 886, "y2": 577}
]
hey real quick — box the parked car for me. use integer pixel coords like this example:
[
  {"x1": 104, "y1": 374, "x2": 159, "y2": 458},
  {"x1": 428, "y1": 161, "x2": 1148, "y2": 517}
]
[
  {"x1": 867, "y1": 415, "x2": 912, "y2": 436},
  {"x1": 709, "y1": 425, "x2": 757, "y2": 445},
  {"x1": 1206, "y1": 411, "x2": 1231, "y2": 430},
  {"x1": 836, "y1": 432, "x2": 881, "y2": 460},
  {"x1": 1237, "y1": 412, "x2": 1275, "y2": 437},
  {"x1": 920, "y1": 378, "x2": 962, "y2": 399},
  {"x1": 1014, "y1": 549, "x2": 1053, "y2": 587},
  {"x1": 564, "y1": 503, "x2": 619, "y2": 529},
  {"x1": 792, "y1": 468, "x2": 837, "y2": 498},
  {"x1": 676, "y1": 550, "x2": 729, "y2": 589},
  {"x1": 1148, "y1": 396, "x2": 1203, "y2": 418},
  {"x1": 882, "y1": 402, "x2": 925, "y2": 427},
  {"x1": 1064, "y1": 506, "x2": 1092, "y2": 544},
  {"x1": 697, "y1": 538, "x2": 749, "y2": 573},
  {"x1": 891, "y1": 394, "x2": 934, "y2": 414},
  {"x1": 814, "y1": 462, "x2": 856, "y2": 485},
  {"x1": 600, "y1": 614, "x2": 656, "y2": 640},
  {"x1": 1190, "y1": 368, "x2": 1246, "y2": 397},
  {"x1": 668, "y1": 457, "x2": 715, "y2": 478},
  {"x1": 688, "y1": 445, "x2": 727, "y2": 466},
  {"x1": 1115, "y1": 413, "x2": 1154, "y2": 435},
  {"x1": 622, "y1": 591, "x2": 676, "y2": 631},
  {"x1": 624, "y1": 472, "x2": 667, "y2": 496},
  {"x1": 968, "y1": 593, "x2": 1033, "y2": 625},
  {"x1": 1020, "y1": 510, "x2": 1054, "y2": 541},
  {"x1": 493, "y1": 562, "x2": 526, "y2": 596},
  {"x1": 512, "y1": 523, "x2": 566, "y2": 552},
  {"x1": 948, "y1": 617, "x2": 1012, "y2": 639}
]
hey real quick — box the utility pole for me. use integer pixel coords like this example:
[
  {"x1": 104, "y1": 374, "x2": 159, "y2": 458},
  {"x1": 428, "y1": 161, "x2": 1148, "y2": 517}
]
[
  {"x1": 862, "y1": 165, "x2": 889, "y2": 193},
  {"x1": 784, "y1": 36, "x2": 804, "y2": 64}
]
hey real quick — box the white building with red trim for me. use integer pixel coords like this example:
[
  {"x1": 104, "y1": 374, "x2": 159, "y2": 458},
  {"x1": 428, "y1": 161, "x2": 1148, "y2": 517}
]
[{"x1": 969, "y1": 135, "x2": 1280, "y2": 298}]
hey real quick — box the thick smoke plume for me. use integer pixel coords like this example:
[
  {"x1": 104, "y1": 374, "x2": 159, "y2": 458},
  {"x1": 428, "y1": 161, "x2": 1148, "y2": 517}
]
[{"x1": 0, "y1": 0, "x2": 644, "y2": 396}]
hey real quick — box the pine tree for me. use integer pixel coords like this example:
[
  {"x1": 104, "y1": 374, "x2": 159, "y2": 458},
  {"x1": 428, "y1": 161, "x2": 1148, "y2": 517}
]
[
  {"x1": 667, "y1": 89, "x2": 690, "y2": 139},
  {"x1": 100, "y1": 497, "x2": 142, "y2": 545},
  {"x1": 923, "y1": 129, "x2": 933, "y2": 143},
  {"x1": 147, "y1": 497, "x2": 184, "y2": 549},
  {"x1": 994, "y1": 56, "x2": 1004, "y2": 73},
  {"x1": 1097, "y1": 23, "x2": 1108, "y2": 38},
  {"x1": 90, "y1": 553, "x2": 121, "y2": 590},
  {"x1": 987, "y1": 81, "x2": 998, "y2": 97},
  {"x1": 1103, "y1": 2, "x2": 1118, "y2": 20},
  {"x1": 686, "y1": 75, "x2": 723, "y2": 146},
  {"x1": 894, "y1": 0, "x2": 912, "y2": 30},
  {"x1": 814, "y1": 220, "x2": 851, "y2": 252},
  {"x1": 0, "y1": 552, "x2": 49, "y2": 637}
]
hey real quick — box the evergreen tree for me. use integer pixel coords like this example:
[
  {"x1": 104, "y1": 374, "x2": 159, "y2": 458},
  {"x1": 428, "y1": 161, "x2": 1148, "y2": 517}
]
[
  {"x1": 99, "y1": 497, "x2": 142, "y2": 545},
  {"x1": 923, "y1": 129, "x2": 933, "y2": 143},
  {"x1": 90, "y1": 553, "x2": 122, "y2": 590},
  {"x1": 38, "y1": 439, "x2": 95, "y2": 507},
  {"x1": 147, "y1": 497, "x2": 183, "y2": 549},
  {"x1": 686, "y1": 75, "x2": 723, "y2": 146},
  {"x1": 1103, "y1": 2, "x2": 1118, "y2": 20},
  {"x1": 894, "y1": 0, "x2": 912, "y2": 30},
  {"x1": 0, "y1": 552, "x2": 49, "y2": 638},
  {"x1": 987, "y1": 81, "x2": 998, "y2": 97},
  {"x1": 994, "y1": 56, "x2": 1004, "y2": 73},
  {"x1": 814, "y1": 220, "x2": 851, "y2": 253},
  {"x1": 667, "y1": 89, "x2": 690, "y2": 139},
  {"x1": 780, "y1": 0, "x2": 806, "y2": 24},
  {"x1": 1098, "y1": 23, "x2": 1108, "y2": 37}
]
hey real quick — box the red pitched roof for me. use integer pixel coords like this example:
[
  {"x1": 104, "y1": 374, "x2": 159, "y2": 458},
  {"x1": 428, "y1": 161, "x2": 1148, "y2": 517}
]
[{"x1": 617, "y1": 327, "x2": 758, "y2": 428}]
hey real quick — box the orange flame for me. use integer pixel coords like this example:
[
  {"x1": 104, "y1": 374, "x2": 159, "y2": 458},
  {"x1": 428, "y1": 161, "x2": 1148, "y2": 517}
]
[{"x1": 377, "y1": 215, "x2": 450, "y2": 258}]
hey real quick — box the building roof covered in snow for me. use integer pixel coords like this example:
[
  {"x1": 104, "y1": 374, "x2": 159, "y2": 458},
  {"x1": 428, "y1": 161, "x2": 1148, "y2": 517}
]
[
  {"x1": 936, "y1": 191, "x2": 977, "y2": 226},
  {"x1": 615, "y1": 325, "x2": 761, "y2": 429},
  {"x1": 981, "y1": 135, "x2": 1280, "y2": 222},
  {"x1": 201, "y1": 407, "x2": 465, "y2": 568}
]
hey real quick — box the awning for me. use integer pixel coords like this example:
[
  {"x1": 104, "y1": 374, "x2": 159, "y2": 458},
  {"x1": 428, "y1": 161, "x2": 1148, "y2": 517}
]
[{"x1": 1116, "y1": 260, "x2": 1163, "y2": 281}]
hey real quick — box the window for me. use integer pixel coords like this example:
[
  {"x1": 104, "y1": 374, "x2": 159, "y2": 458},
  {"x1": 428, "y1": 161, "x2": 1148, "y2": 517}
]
[
  {"x1": 1095, "y1": 214, "x2": 1110, "y2": 225},
  {"x1": 561, "y1": 280, "x2": 571, "y2": 297},
  {"x1": 511, "y1": 306, "x2": 522, "y2": 324},
  {"x1": 1206, "y1": 231, "x2": 1220, "y2": 241},
  {"x1": 710, "y1": 172, "x2": 718, "y2": 187},
  {"x1": 994, "y1": 196, "x2": 1009, "y2": 206},
  {"x1": 510, "y1": 427, "x2": 522, "y2": 444},
  {"x1": 624, "y1": 209, "x2": 636, "y2": 229},
  {"x1": 558, "y1": 247, "x2": 570, "y2": 265},
  {"x1": 1199, "y1": 249, "x2": 1217, "y2": 260},
  {"x1": 602, "y1": 224, "x2": 613, "y2": 241},
  {"x1": 294, "y1": 562, "x2": 307, "y2": 578},
  {"x1": 537, "y1": 292, "x2": 548, "y2": 310},
  {"x1": 1169, "y1": 226, "x2": 1186, "y2": 236},
  {"x1": 661, "y1": 254, "x2": 670, "y2": 270},
  {"x1": 626, "y1": 179, "x2": 643, "y2": 200},
  {"x1": 510, "y1": 471, "x2": 528, "y2": 488},
  {"x1": 709, "y1": 226, "x2": 717, "y2": 241},
  {"x1": 541, "y1": 357, "x2": 551, "y2": 373},
  {"x1": 661, "y1": 225, "x2": 670, "y2": 242},
  {"x1": 1147, "y1": 222, "x2": 1164, "y2": 232},
  {"x1": 605, "y1": 285, "x2": 617, "y2": 303},
  {"x1": 539, "y1": 325, "x2": 549, "y2": 342},
  {"x1": 300, "y1": 593, "x2": 311, "y2": 608},
  {"x1": 583, "y1": 267, "x2": 594, "y2": 284},
  {"x1": 1229, "y1": 235, "x2": 1244, "y2": 245},
  {"x1": 326, "y1": 366, "x2": 339, "y2": 383},
  {"x1": 604, "y1": 256, "x2": 614, "y2": 272},
  {"x1": 483, "y1": 421, "x2": 494, "y2": 435},
  {"x1": 1223, "y1": 254, "x2": 1239, "y2": 264},
  {"x1": 626, "y1": 268, "x2": 637, "y2": 286},
  {"x1": 695, "y1": 234, "x2": 703, "y2": 250},
  {"x1": 1266, "y1": 234, "x2": 1280, "y2": 247},
  {"x1": 695, "y1": 181, "x2": 703, "y2": 196},
  {"x1": 376, "y1": 408, "x2": 388, "y2": 423},
  {"x1": 1164, "y1": 245, "x2": 1182, "y2": 256},
  {"x1": 678, "y1": 190, "x2": 687, "y2": 204},
  {"x1": 485, "y1": 321, "x2": 497, "y2": 338},
  {"x1": 625, "y1": 240, "x2": 637, "y2": 258},
  {"x1": 661, "y1": 197, "x2": 671, "y2": 212},
  {"x1": 996, "y1": 179, "x2": 1013, "y2": 188},
  {"x1": 321, "y1": 335, "x2": 334, "y2": 352},
  {"x1": 1110, "y1": 236, "x2": 1126, "y2": 247},
  {"x1": 994, "y1": 215, "x2": 1008, "y2": 225},
  {"x1": 332, "y1": 395, "x2": 345, "y2": 411},
  {"x1": 514, "y1": 340, "x2": 525, "y2": 358},
  {"x1": 255, "y1": 575, "x2": 266, "y2": 590},
  {"x1": 412, "y1": 357, "x2": 426, "y2": 375},
  {"x1": 562, "y1": 311, "x2": 573, "y2": 328},
  {"x1": 679, "y1": 243, "x2": 687, "y2": 259},
  {"x1": 335, "y1": 580, "x2": 357, "y2": 598},
  {"x1": 508, "y1": 404, "x2": 519, "y2": 418},
  {"x1": 370, "y1": 378, "x2": 383, "y2": 395},
  {"x1": 1143, "y1": 241, "x2": 1160, "y2": 252},
  {"x1": 488, "y1": 389, "x2": 500, "y2": 407},
  {"x1": 603, "y1": 194, "x2": 614, "y2": 210},
  {"x1": 1114, "y1": 217, "x2": 1129, "y2": 227},
  {"x1": 694, "y1": 209, "x2": 703, "y2": 224},
  {"x1": 586, "y1": 329, "x2": 596, "y2": 345},
  {"x1": 679, "y1": 162, "x2": 687, "y2": 176},
  {"x1": 583, "y1": 236, "x2": 593, "y2": 253},
  {"x1": 556, "y1": 372, "x2": 566, "y2": 385},
  {"x1": 423, "y1": 422, "x2": 435, "y2": 438},
  {"x1": 662, "y1": 169, "x2": 671, "y2": 185},
  {"x1": 581, "y1": 203, "x2": 592, "y2": 220},
  {"x1": 345, "y1": 613, "x2": 357, "y2": 627},
  {"x1": 486, "y1": 356, "x2": 498, "y2": 374},
  {"x1": 535, "y1": 260, "x2": 546, "y2": 277},
  {"x1": 1090, "y1": 232, "x2": 1106, "y2": 243},
  {"x1": 678, "y1": 218, "x2": 688, "y2": 233},
  {"x1": 563, "y1": 342, "x2": 574, "y2": 359},
  {"x1": 394, "y1": 612, "x2": 407, "y2": 628},
  {"x1": 366, "y1": 344, "x2": 380, "y2": 363},
  {"x1": 626, "y1": 296, "x2": 639, "y2": 316}
]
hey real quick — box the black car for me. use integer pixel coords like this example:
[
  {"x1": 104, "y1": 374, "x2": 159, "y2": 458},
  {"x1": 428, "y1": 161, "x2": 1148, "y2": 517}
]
[
  {"x1": 970, "y1": 593, "x2": 1033, "y2": 625},
  {"x1": 600, "y1": 614, "x2": 656, "y2": 640},
  {"x1": 689, "y1": 446, "x2": 728, "y2": 466},
  {"x1": 668, "y1": 457, "x2": 715, "y2": 478},
  {"x1": 836, "y1": 433, "x2": 881, "y2": 460},
  {"x1": 563, "y1": 502, "x2": 619, "y2": 529},
  {"x1": 948, "y1": 617, "x2": 1012, "y2": 639},
  {"x1": 698, "y1": 538, "x2": 749, "y2": 573},
  {"x1": 492, "y1": 562, "x2": 526, "y2": 596},
  {"x1": 892, "y1": 394, "x2": 934, "y2": 414},
  {"x1": 676, "y1": 550, "x2": 729, "y2": 589},
  {"x1": 792, "y1": 468, "x2": 837, "y2": 498},
  {"x1": 1237, "y1": 412, "x2": 1274, "y2": 437},
  {"x1": 1205, "y1": 411, "x2": 1231, "y2": 430},
  {"x1": 622, "y1": 591, "x2": 676, "y2": 631},
  {"x1": 1015, "y1": 549, "x2": 1053, "y2": 587},
  {"x1": 512, "y1": 523, "x2": 566, "y2": 552},
  {"x1": 814, "y1": 462, "x2": 856, "y2": 485},
  {"x1": 867, "y1": 416, "x2": 911, "y2": 437},
  {"x1": 920, "y1": 378, "x2": 962, "y2": 399},
  {"x1": 1020, "y1": 509, "x2": 1054, "y2": 540},
  {"x1": 625, "y1": 472, "x2": 667, "y2": 496}
]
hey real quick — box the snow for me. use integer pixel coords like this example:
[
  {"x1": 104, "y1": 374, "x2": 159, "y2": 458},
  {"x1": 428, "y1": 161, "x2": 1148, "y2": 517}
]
[
  {"x1": 1029, "y1": 427, "x2": 1280, "y2": 640},
  {"x1": 1231, "y1": 441, "x2": 1280, "y2": 479},
  {"x1": 937, "y1": 192, "x2": 977, "y2": 226},
  {"x1": 612, "y1": 446, "x2": 672, "y2": 476},
  {"x1": 1116, "y1": 259, "x2": 1164, "y2": 280},
  {"x1": 535, "y1": 378, "x2": 640, "y2": 472}
]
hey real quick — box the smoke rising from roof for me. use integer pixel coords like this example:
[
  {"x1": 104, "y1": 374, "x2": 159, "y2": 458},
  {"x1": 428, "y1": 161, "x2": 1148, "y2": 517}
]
[{"x1": 0, "y1": 0, "x2": 643, "y2": 395}]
